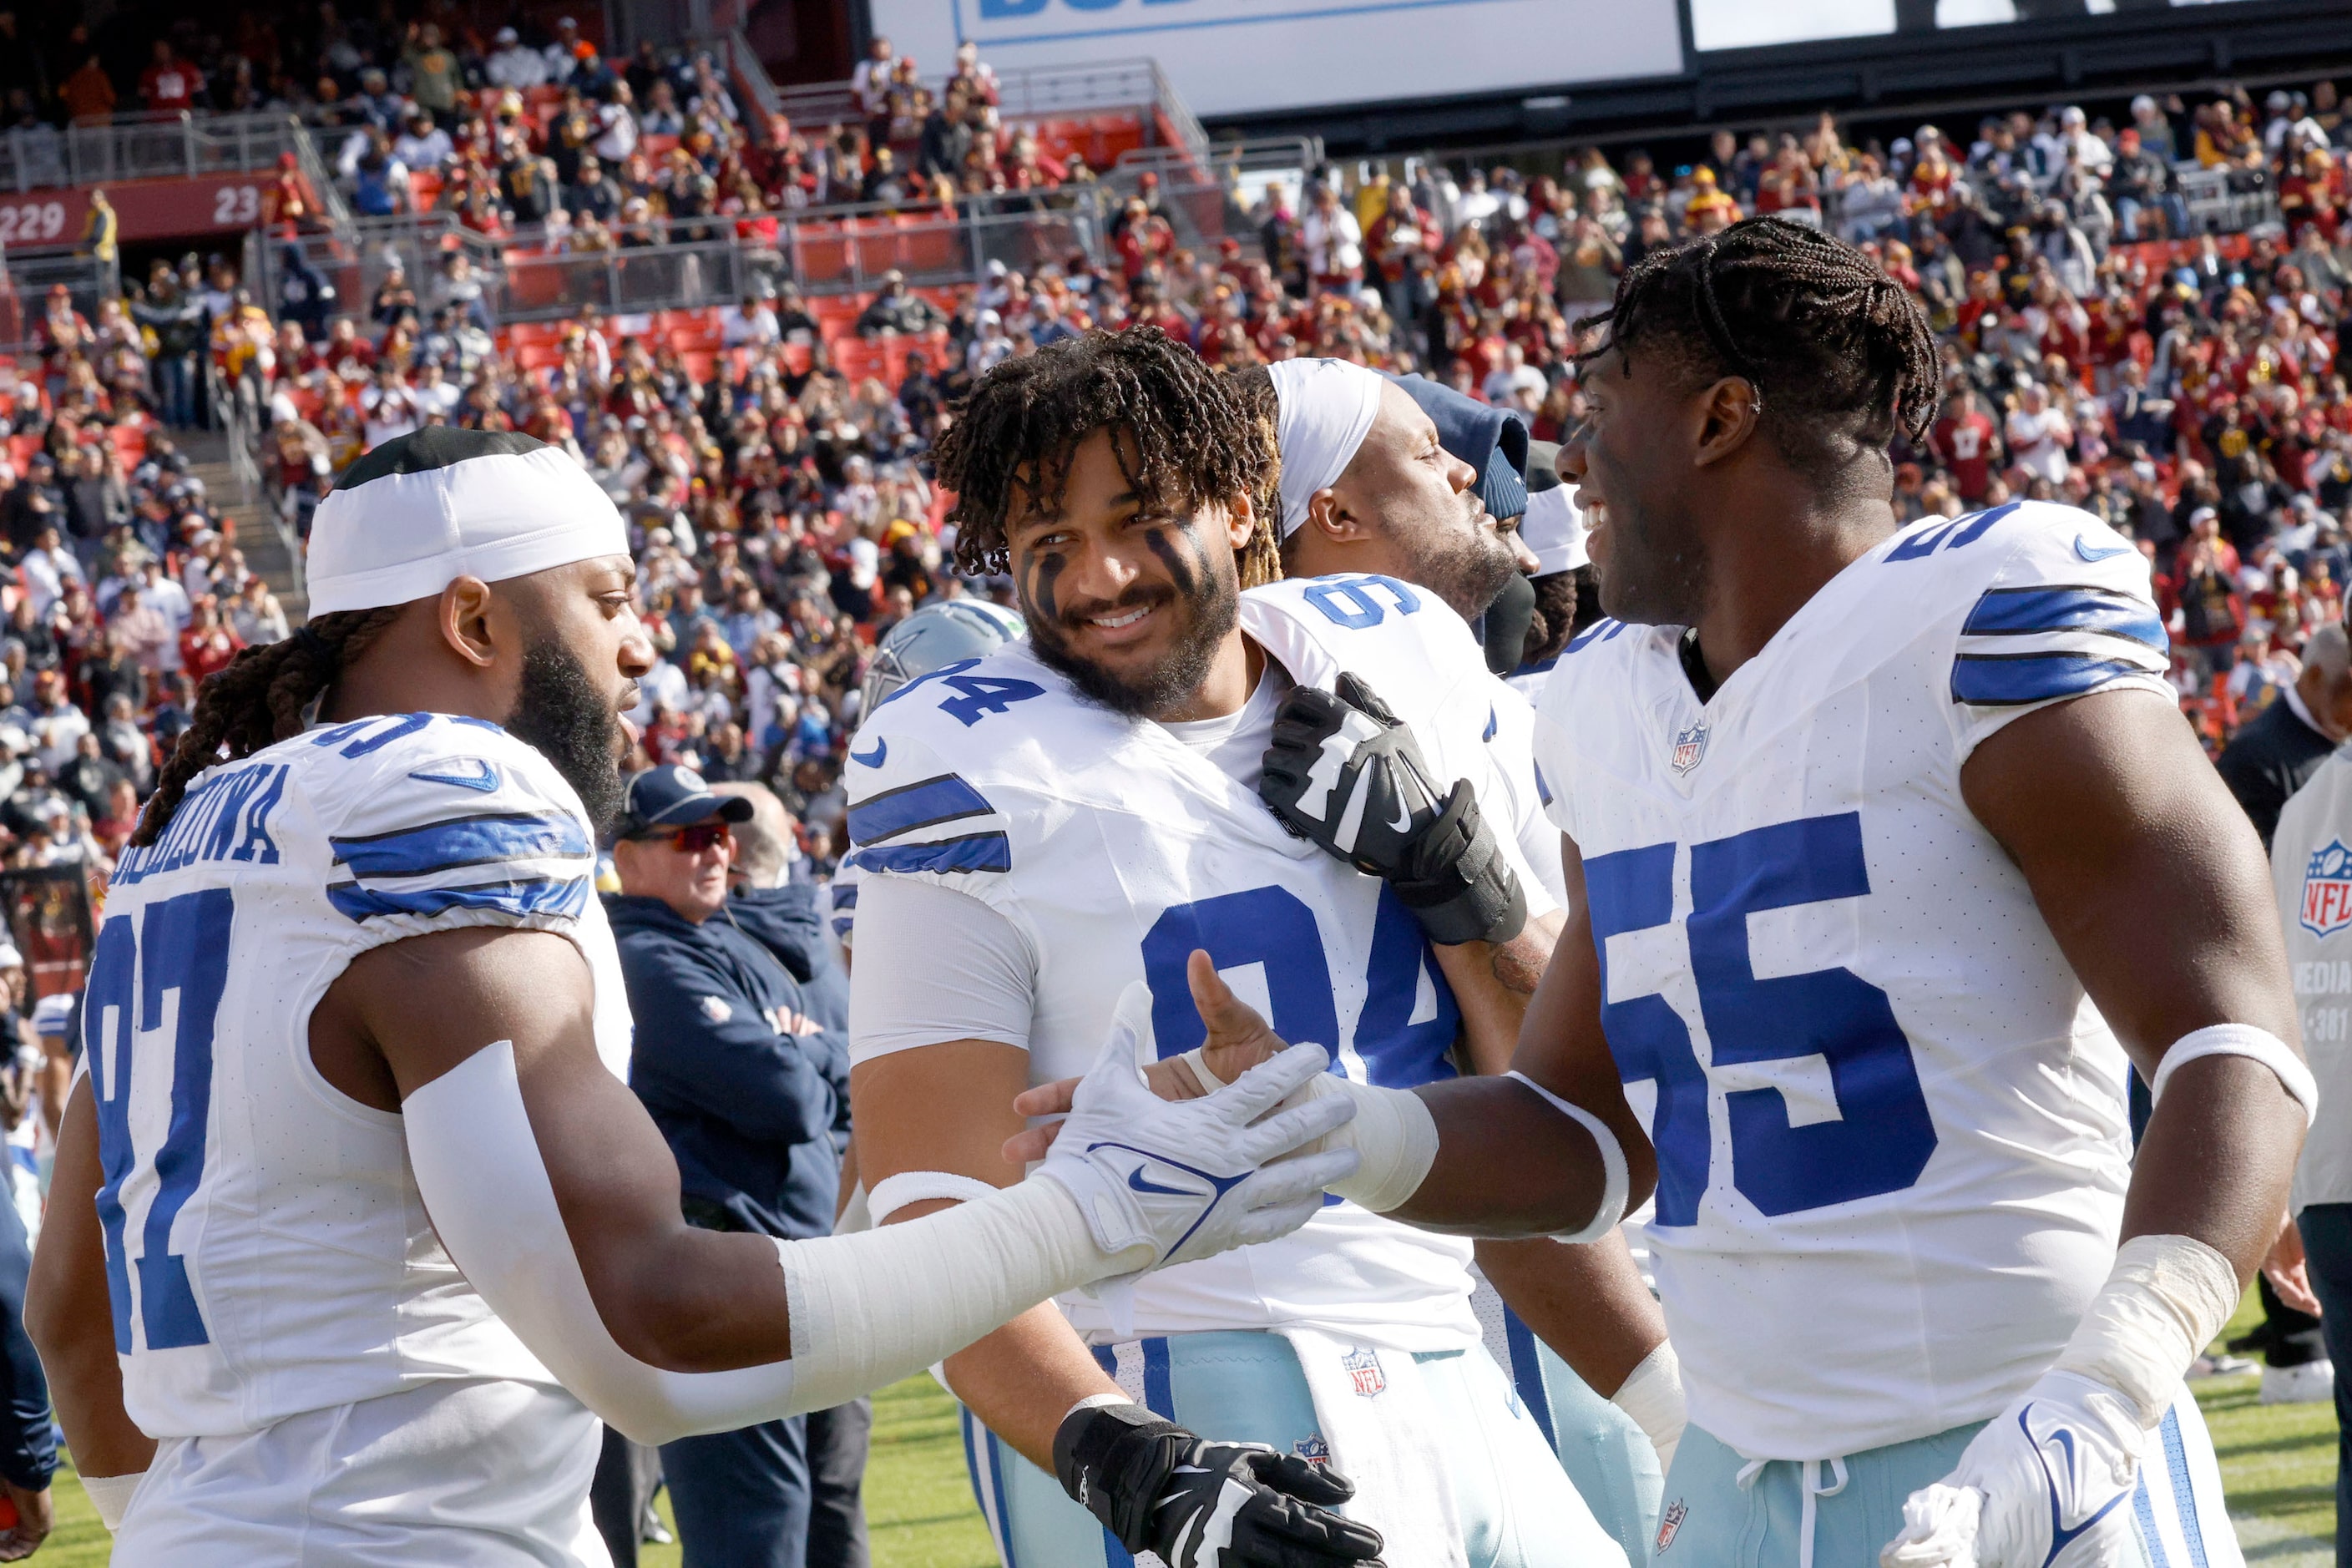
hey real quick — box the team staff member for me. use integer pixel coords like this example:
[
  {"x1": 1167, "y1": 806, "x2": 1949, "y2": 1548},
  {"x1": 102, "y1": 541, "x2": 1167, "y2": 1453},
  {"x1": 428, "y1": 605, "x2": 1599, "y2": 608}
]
[
  {"x1": 2272, "y1": 729, "x2": 2352, "y2": 1563},
  {"x1": 609, "y1": 765, "x2": 849, "y2": 1568},
  {"x1": 711, "y1": 780, "x2": 869, "y2": 1568},
  {"x1": 2212, "y1": 625, "x2": 2352, "y2": 1402}
]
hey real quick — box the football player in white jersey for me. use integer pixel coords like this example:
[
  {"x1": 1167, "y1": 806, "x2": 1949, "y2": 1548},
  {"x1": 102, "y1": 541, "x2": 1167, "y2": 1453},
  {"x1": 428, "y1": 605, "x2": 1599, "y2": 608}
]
[
  {"x1": 1235, "y1": 358, "x2": 1677, "y2": 1562},
  {"x1": 1019, "y1": 221, "x2": 2312, "y2": 1568},
  {"x1": 847, "y1": 329, "x2": 1631, "y2": 1567},
  {"x1": 21, "y1": 427, "x2": 1365, "y2": 1565}
]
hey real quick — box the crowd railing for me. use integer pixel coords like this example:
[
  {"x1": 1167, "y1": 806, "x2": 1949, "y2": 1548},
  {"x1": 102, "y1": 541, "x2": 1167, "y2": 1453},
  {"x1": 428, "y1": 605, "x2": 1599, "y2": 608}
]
[
  {"x1": 0, "y1": 111, "x2": 321, "y2": 195},
  {"x1": 0, "y1": 245, "x2": 119, "y2": 352},
  {"x1": 777, "y1": 58, "x2": 1206, "y2": 164}
]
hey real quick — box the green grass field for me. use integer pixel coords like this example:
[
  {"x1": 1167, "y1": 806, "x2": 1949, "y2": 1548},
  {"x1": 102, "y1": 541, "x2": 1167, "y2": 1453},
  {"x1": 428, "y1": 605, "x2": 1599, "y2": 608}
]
[{"x1": 23, "y1": 1290, "x2": 2343, "y2": 1565}]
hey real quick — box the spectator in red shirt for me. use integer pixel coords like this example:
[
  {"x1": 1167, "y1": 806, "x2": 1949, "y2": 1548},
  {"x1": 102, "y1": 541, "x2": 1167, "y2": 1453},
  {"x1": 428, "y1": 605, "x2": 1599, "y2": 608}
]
[
  {"x1": 139, "y1": 41, "x2": 201, "y2": 114},
  {"x1": 1931, "y1": 387, "x2": 2001, "y2": 504},
  {"x1": 179, "y1": 597, "x2": 242, "y2": 684}
]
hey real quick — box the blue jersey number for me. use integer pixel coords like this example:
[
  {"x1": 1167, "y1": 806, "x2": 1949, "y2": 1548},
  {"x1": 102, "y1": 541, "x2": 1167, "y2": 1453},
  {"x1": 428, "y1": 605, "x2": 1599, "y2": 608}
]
[
  {"x1": 1585, "y1": 812, "x2": 1935, "y2": 1227},
  {"x1": 1302, "y1": 575, "x2": 1421, "y2": 630},
  {"x1": 86, "y1": 888, "x2": 234, "y2": 1352},
  {"x1": 875, "y1": 657, "x2": 1045, "y2": 726},
  {"x1": 1138, "y1": 884, "x2": 1459, "y2": 1090}
]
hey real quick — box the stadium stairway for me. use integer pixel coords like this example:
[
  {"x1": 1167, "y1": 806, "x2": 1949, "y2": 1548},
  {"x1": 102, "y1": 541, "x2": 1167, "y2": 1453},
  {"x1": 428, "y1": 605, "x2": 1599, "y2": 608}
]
[{"x1": 180, "y1": 427, "x2": 308, "y2": 624}]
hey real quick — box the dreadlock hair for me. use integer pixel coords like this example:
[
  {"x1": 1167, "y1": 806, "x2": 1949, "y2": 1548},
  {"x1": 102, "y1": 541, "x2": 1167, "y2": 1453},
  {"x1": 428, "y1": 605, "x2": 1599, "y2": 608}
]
[
  {"x1": 936, "y1": 327, "x2": 1283, "y2": 589},
  {"x1": 130, "y1": 606, "x2": 406, "y2": 848},
  {"x1": 1579, "y1": 217, "x2": 1941, "y2": 485}
]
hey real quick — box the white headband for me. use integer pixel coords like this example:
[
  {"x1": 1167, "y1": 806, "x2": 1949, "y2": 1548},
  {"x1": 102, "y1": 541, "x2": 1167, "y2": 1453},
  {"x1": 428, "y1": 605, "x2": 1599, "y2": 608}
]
[
  {"x1": 1268, "y1": 358, "x2": 1386, "y2": 539},
  {"x1": 308, "y1": 446, "x2": 630, "y2": 615},
  {"x1": 1519, "y1": 485, "x2": 1588, "y2": 577}
]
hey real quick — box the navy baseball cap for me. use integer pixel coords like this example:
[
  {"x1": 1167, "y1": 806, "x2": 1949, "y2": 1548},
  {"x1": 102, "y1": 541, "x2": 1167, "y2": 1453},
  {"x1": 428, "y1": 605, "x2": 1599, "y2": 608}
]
[
  {"x1": 1385, "y1": 374, "x2": 1530, "y2": 522},
  {"x1": 616, "y1": 765, "x2": 755, "y2": 840}
]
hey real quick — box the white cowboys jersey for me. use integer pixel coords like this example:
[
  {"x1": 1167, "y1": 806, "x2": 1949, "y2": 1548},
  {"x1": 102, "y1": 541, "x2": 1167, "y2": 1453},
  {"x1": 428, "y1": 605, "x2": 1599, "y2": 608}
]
[
  {"x1": 1534, "y1": 501, "x2": 2174, "y2": 1461},
  {"x1": 846, "y1": 574, "x2": 1550, "y2": 1349},
  {"x1": 86, "y1": 713, "x2": 630, "y2": 1439}
]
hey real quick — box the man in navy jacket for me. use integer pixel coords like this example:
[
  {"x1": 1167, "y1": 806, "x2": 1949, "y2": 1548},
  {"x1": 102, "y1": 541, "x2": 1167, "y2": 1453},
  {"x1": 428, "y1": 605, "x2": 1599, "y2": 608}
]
[{"x1": 608, "y1": 766, "x2": 852, "y2": 1566}]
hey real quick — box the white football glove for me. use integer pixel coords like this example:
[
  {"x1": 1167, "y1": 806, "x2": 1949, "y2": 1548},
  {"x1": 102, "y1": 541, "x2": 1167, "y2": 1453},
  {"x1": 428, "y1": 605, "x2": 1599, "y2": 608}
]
[
  {"x1": 1036, "y1": 982, "x2": 1360, "y2": 1287},
  {"x1": 1880, "y1": 1371, "x2": 2145, "y2": 1568}
]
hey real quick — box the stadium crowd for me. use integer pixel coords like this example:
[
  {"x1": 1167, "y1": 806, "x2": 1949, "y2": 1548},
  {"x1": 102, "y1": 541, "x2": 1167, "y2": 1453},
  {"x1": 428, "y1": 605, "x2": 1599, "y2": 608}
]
[{"x1": 4, "y1": 26, "x2": 2352, "y2": 903}]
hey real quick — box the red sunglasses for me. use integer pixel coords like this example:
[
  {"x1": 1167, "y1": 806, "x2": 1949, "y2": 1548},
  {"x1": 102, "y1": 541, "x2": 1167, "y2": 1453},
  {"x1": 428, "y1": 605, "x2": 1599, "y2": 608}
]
[{"x1": 650, "y1": 821, "x2": 731, "y2": 852}]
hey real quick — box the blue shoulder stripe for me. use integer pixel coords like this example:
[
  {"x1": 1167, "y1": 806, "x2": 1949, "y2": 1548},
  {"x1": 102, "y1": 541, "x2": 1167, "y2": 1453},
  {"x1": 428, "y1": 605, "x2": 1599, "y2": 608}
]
[
  {"x1": 1950, "y1": 650, "x2": 2167, "y2": 707},
  {"x1": 847, "y1": 773, "x2": 993, "y2": 847},
  {"x1": 847, "y1": 832, "x2": 1013, "y2": 876},
  {"x1": 1565, "y1": 619, "x2": 1623, "y2": 655},
  {"x1": 331, "y1": 811, "x2": 591, "y2": 878},
  {"x1": 1961, "y1": 585, "x2": 2167, "y2": 650},
  {"x1": 326, "y1": 874, "x2": 592, "y2": 923}
]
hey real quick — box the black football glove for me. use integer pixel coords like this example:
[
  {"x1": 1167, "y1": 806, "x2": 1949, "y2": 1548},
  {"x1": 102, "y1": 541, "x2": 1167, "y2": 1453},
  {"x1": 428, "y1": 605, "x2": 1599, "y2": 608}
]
[
  {"x1": 1259, "y1": 671, "x2": 1527, "y2": 948},
  {"x1": 1055, "y1": 1401, "x2": 1385, "y2": 1568}
]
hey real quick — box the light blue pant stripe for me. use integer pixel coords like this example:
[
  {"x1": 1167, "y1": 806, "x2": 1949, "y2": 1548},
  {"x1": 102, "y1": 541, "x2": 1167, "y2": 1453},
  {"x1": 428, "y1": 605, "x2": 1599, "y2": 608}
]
[
  {"x1": 1500, "y1": 1309, "x2": 1558, "y2": 1444},
  {"x1": 2159, "y1": 1407, "x2": 2208, "y2": 1568},
  {"x1": 2134, "y1": 1476, "x2": 2172, "y2": 1568}
]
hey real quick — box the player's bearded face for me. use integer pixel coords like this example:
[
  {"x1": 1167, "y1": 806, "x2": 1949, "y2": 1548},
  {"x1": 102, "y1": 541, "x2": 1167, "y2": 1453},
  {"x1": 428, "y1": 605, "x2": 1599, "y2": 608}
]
[
  {"x1": 1009, "y1": 432, "x2": 1239, "y2": 721},
  {"x1": 505, "y1": 637, "x2": 629, "y2": 833}
]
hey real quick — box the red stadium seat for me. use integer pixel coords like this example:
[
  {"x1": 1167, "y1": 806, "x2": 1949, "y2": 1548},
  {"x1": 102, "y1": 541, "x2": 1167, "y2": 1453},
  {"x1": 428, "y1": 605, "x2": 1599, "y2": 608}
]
[{"x1": 794, "y1": 221, "x2": 855, "y2": 289}]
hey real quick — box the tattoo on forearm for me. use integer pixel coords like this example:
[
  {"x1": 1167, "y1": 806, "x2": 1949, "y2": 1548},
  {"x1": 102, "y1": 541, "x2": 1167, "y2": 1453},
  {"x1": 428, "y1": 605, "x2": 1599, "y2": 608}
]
[{"x1": 1491, "y1": 933, "x2": 1546, "y2": 995}]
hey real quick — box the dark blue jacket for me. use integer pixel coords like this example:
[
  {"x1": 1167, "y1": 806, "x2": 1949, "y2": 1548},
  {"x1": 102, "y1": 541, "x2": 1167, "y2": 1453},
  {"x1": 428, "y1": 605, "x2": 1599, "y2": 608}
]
[
  {"x1": 725, "y1": 884, "x2": 850, "y2": 1035},
  {"x1": 606, "y1": 893, "x2": 850, "y2": 1241}
]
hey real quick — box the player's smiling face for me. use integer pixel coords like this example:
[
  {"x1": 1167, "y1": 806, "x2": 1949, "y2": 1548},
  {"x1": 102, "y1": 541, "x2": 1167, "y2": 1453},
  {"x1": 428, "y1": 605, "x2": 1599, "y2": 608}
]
[
  {"x1": 1005, "y1": 425, "x2": 1255, "y2": 721},
  {"x1": 1565, "y1": 346, "x2": 1712, "y2": 627}
]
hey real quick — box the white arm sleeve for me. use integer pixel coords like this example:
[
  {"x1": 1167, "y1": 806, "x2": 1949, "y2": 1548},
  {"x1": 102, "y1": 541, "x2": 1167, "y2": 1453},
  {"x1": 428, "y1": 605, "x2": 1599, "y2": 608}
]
[
  {"x1": 405, "y1": 1039, "x2": 1123, "y2": 1444},
  {"x1": 847, "y1": 878, "x2": 1034, "y2": 1064}
]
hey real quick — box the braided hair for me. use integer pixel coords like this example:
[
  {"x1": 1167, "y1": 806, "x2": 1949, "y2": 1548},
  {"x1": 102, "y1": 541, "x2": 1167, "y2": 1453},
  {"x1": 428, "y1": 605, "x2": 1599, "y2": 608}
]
[
  {"x1": 936, "y1": 327, "x2": 1282, "y2": 588},
  {"x1": 1581, "y1": 218, "x2": 1940, "y2": 483},
  {"x1": 130, "y1": 606, "x2": 406, "y2": 847}
]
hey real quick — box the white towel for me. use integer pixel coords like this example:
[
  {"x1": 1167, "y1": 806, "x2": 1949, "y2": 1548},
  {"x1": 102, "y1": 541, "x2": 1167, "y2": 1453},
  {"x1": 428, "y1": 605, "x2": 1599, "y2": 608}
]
[{"x1": 1277, "y1": 1324, "x2": 1468, "y2": 1568}]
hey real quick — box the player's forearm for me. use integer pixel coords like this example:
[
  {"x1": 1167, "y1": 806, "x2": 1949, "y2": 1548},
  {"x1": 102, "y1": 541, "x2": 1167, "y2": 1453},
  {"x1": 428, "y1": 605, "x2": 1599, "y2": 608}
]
[
  {"x1": 942, "y1": 1302, "x2": 1125, "y2": 1469},
  {"x1": 1474, "y1": 1234, "x2": 1666, "y2": 1397},
  {"x1": 2125, "y1": 1051, "x2": 2307, "y2": 1283},
  {"x1": 1386, "y1": 1074, "x2": 1655, "y2": 1237},
  {"x1": 24, "y1": 1320, "x2": 150, "y2": 1482},
  {"x1": 1432, "y1": 909, "x2": 1560, "y2": 1075}
]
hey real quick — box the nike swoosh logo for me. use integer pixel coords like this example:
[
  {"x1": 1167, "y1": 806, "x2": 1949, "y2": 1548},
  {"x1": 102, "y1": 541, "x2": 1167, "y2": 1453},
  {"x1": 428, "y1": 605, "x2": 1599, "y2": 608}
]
[
  {"x1": 1127, "y1": 1167, "x2": 1196, "y2": 1197},
  {"x1": 407, "y1": 758, "x2": 499, "y2": 792},
  {"x1": 2073, "y1": 534, "x2": 2133, "y2": 562},
  {"x1": 850, "y1": 738, "x2": 887, "y2": 767},
  {"x1": 1388, "y1": 793, "x2": 1414, "y2": 834}
]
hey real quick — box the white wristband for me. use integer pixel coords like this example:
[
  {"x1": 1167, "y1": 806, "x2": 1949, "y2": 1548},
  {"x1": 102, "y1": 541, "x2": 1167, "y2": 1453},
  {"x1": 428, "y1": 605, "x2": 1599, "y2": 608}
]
[
  {"x1": 2053, "y1": 1232, "x2": 2242, "y2": 1427},
  {"x1": 1291, "y1": 1073, "x2": 1439, "y2": 1213},
  {"x1": 82, "y1": 1470, "x2": 144, "y2": 1532},
  {"x1": 2150, "y1": 1024, "x2": 2317, "y2": 1126},
  {"x1": 1610, "y1": 1341, "x2": 1687, "y2": 1475},
  {"x1": 1505, "y1": 1070, "x2": 1629, "y2": 1243},
  {"x1": 869, "y1": 1170, "x2": 1005, "y2": 1227}
]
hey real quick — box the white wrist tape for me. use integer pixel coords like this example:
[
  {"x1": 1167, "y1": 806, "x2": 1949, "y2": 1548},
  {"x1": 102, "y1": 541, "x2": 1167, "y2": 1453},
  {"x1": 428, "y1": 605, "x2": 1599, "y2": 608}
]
[
  {"x1": 869, "y1": 1170, "x2": 1005, "y2": 1227},
  {"x1": 1289, "y1": 1072, "x2": 1439, "y2": 1213},
  {"x1": 780, "y1": 1175, "x2": 1130, "y2": 1413},
  {"x1": 1178, "y1": 1045, "x2": 1227, "y2": 1093},
  {"x1": 1505, "y1": 1070, "x2": 1630, "y2": 1242},
  {"x1": 2053, "y1": 1232, "x2": 2242, "y2": 1427},
  {"x1": 81, "y1": 1470, "x2": 144, "y2": 1532},
  {"x1": 1610, "y1": 1341, "x2": 1687, "y2": 1475},
  {"x1": 2150, "y1": 1024, "x2": 2318, "y2": 1126},
  {"x1": 406, "y1": 1044, "x2": 801, "y2": 1446}
]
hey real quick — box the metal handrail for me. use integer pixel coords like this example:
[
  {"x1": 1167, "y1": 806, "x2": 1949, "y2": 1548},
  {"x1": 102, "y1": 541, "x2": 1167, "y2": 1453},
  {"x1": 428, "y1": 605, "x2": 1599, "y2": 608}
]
[
  {"x1": 0, "y1": 110, "x2": 324, "y2": 195},
  {"x1": 776, "y1": 58, "x2": 1178, "y2": 135},
  {"x1": 722, "y1": 28, "x2": 785, "y2": 129}
]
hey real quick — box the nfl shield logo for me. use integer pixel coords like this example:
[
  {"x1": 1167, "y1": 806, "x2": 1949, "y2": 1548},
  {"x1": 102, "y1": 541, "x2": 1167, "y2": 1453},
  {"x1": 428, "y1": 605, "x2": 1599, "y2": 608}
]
[
  {"x1": 1341, "y1": 1348, "x2": 1386, "y2": 1398},
  {"x1": 1293, "y1": 1434, "x2": 1331, "y2": 1467},
  {"x1": 1656, "y1": 1499, "x2": 1688, "y2": 1553},
  {"x1": 1671, "y1": 721, "x2": 1708, "y2": 776},
  {"x1": 2304, "y1": 841, "x2": 2352, "y2": 937}
]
